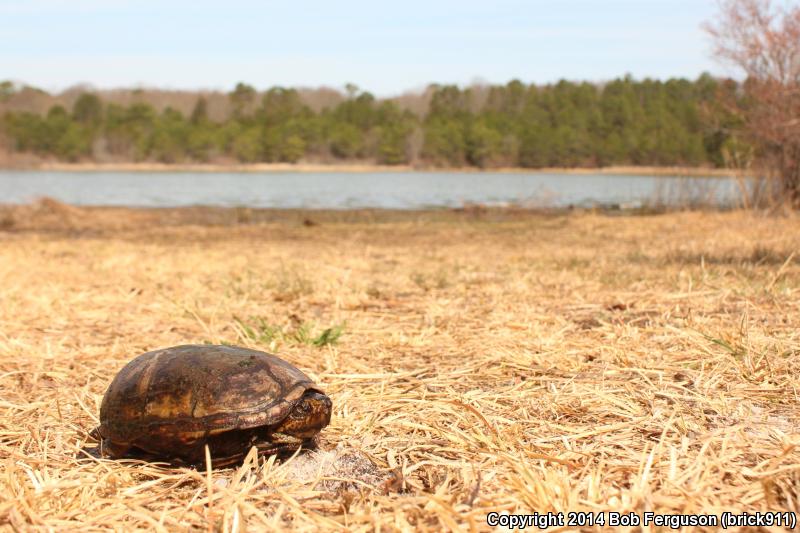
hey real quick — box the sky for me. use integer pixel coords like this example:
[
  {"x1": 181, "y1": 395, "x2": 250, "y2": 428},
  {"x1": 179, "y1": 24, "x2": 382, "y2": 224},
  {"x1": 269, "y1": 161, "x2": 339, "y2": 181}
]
[{"x1": 0, "y1": 0, "x2": 727, "y2": 96}]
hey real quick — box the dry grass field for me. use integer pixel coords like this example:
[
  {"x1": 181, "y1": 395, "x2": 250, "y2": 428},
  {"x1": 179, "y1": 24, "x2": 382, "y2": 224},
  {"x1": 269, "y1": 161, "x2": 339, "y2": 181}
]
[{"x1": 1, "y1": 201, "x2": 799, "y2": 531}]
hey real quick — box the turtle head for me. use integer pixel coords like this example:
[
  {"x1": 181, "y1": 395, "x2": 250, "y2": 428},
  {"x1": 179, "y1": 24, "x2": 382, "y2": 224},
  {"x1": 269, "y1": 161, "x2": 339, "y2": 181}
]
[{"x1": 272, "y1": 390, "x2": 332, "y2": 441}]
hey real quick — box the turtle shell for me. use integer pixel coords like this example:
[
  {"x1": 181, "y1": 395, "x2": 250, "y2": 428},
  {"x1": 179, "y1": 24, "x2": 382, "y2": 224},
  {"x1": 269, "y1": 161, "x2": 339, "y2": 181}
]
[{"x1": 98, "y1": 344, "x2": 320, "y2": 462}]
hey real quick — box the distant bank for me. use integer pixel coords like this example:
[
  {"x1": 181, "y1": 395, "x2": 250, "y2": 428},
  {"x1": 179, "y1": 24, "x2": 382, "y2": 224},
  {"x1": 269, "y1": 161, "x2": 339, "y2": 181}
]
[{"x1": 2, "y1": 161, "x2": 741, "y2": 178}]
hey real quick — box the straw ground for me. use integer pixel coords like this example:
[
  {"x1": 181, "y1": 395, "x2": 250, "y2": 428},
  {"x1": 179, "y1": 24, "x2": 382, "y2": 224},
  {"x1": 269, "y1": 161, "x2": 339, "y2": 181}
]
[{"x1": 1, "y1": 202, "x2": 799, "y2": 531}]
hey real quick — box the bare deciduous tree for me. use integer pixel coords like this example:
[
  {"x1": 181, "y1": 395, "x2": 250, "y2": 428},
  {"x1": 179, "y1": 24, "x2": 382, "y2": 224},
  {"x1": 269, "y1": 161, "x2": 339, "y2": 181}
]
[{"x1": 705, "y1": 0, "x2": 800, "y2": 206}]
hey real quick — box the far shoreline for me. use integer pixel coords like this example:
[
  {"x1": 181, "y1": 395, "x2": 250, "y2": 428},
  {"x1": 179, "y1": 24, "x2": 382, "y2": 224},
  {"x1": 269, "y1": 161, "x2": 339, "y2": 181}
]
[{"x1": 0, "y1": 161, "x2": 745, "y2": 178}]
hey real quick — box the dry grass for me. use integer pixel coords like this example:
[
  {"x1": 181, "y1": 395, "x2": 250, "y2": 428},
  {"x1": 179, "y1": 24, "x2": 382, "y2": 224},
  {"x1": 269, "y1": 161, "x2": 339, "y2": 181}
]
[
  {"x1": 21, "y1": 161, "x2": 740, "y2": 177},
  {"x1": 1, "y1": 203, "x2": 799, "y2": 531}
]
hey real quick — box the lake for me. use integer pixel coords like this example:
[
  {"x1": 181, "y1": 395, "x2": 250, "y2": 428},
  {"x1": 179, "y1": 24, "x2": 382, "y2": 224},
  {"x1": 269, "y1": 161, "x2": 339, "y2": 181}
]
[{"x1": 0, "y1": 170, "x2": 742, "y2": 209}]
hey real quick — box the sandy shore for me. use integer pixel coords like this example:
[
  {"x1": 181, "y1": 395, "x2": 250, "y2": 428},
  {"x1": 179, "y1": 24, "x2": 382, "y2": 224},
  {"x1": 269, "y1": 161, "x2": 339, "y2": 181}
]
[{"x1": 3, "y1": 160, "x2": 744, "y2": 177}]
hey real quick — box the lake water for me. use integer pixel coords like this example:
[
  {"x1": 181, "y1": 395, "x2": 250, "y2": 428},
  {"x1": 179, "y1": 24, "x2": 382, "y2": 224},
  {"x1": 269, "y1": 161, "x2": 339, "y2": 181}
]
[{"x1": 0, "y1": 171, "x2": 741, "y2": 209}]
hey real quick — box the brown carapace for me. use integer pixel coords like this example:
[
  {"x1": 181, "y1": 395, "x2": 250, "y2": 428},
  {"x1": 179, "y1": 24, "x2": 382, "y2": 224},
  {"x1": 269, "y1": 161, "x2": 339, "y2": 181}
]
[{"x1": 93, "y1": 344, "x2": 332, "y2": 467}]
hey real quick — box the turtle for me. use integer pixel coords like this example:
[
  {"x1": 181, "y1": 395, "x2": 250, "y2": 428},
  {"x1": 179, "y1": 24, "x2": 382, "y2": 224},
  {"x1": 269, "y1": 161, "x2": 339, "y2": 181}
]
[{"x1": 92, "y1": 344, "x2": 332, "y2": 467}]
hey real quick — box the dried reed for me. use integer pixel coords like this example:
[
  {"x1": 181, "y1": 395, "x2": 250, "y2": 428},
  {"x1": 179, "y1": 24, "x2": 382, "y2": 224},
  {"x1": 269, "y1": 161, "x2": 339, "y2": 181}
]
[{"x1": 0, "y1": 204, "x2": 798, "y2": 531}]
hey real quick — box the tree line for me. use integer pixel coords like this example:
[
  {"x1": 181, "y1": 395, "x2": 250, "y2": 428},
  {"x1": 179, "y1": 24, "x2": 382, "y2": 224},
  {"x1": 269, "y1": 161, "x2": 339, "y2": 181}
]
[{"x1": 0, "y1": 76, "x2": 743, "y2": 168}]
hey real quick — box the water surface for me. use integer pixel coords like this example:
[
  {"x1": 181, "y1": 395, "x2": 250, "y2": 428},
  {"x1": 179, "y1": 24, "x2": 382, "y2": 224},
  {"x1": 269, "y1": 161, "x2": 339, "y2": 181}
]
[{"x1": 0, "y1": 171, "x2": 740, "y2": 209}]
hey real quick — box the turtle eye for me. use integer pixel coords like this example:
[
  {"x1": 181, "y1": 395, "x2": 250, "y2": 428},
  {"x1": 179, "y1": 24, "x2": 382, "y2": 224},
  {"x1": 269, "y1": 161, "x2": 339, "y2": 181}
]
[{"x1": 293, "y1": 401, "x2": 311, "y2": 417}]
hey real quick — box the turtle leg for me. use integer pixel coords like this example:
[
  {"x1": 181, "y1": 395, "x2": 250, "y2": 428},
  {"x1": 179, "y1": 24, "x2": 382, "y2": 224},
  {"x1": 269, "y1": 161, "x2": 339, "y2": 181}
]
[
  {"x1": 257, "y1": 440, "x2": 313, "y2": 459},
  {"x1": 100, "y1": 439, "x2": 132, "y2": 459},
  {"x1": 204, "y1": 444, "x2": 295, "y2": 469}
]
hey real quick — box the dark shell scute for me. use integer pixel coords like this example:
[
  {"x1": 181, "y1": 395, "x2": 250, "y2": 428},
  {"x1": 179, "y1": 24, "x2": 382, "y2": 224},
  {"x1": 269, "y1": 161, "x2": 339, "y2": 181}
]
[{"x1": 99, "y1": 345, "x2": 317, "y2": 445}]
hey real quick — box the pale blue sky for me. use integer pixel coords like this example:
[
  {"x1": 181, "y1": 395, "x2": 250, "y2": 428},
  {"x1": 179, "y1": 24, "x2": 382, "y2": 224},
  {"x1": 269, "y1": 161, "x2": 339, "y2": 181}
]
[{"x1": 0, "y1": 0, "x2": 726, "y2": 96}]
